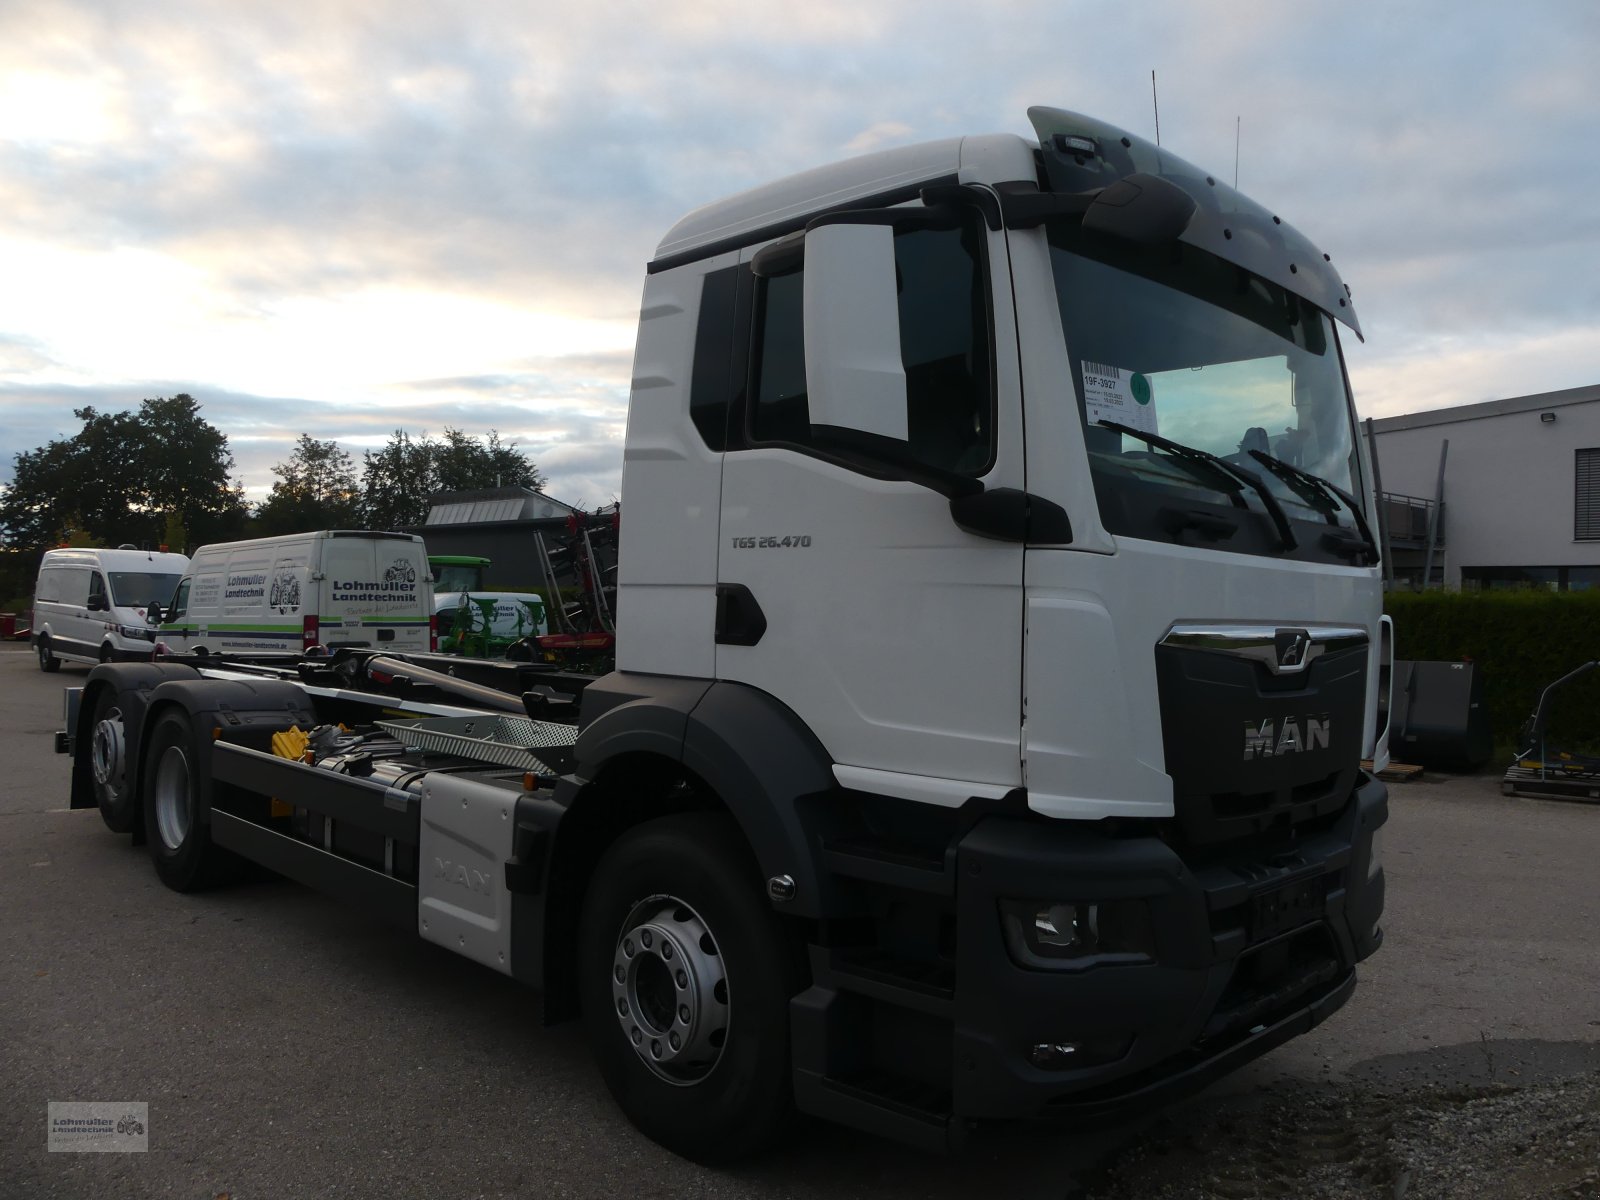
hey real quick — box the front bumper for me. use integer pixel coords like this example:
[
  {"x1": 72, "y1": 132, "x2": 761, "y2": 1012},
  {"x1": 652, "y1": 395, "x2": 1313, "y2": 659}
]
[{"x1": 952, "y1": 772, "x2": 1386, "y2": 1119}]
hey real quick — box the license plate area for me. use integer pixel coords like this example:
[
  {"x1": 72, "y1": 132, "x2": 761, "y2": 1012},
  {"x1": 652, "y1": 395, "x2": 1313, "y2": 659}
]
[{"x1": 1251, "y1": 875, "x2": 1325, "y2": 941}]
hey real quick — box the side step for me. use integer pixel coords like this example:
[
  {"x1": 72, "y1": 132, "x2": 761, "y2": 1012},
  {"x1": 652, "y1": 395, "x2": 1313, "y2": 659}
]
[
  {"x1": 811, "y1": 945, "x2": 953, "y2": 1017},
  {"x1": 791, "y1": 986, "x2": 962, "y2": 1153},
  {"x1": 821, "y1": 835, "x2": 954, "y2": 896}
]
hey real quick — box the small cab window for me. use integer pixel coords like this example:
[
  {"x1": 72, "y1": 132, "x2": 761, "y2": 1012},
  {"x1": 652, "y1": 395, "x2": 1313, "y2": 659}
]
[
  {"x1": 88, "y1": 572, "x2": 108, "y2": 610},
  {"x1": 57, "y1": 568, "x2": 91, "y2": 606},
  {"x1": 749, "y1": 215, "x2": 993, "y2": 476}
]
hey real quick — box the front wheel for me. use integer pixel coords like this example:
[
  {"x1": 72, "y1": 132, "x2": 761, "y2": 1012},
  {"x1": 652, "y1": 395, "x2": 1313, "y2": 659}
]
[
  {"x1": 578, "y1": 813, "x2": 802, "y2": 1163},
  {"x1": 141, "y1": 709, "x2": 240, "y2": 891},
  {"x1": 37, "y1": 637, "x2": 60, "y2": 673}
]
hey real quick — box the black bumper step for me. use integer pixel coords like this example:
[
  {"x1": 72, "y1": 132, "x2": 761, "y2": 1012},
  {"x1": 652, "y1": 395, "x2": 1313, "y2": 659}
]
[
  {"x1": 812, "y1": 945, "x2": 954, "y2": 1017},
  {"x1": 822, "y1": 835, "x2": 953, "y2": 896}
]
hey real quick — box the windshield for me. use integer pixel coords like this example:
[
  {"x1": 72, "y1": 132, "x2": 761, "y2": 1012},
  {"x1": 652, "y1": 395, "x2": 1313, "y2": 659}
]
[
  {"x1": 108, "y1": 571, "x2": 184, "y2": 609},
  {"x1": 1049, "y1": 220, "x2": 1364, "y2": 561},
  {"x1": 432, "y1": 563, "x2": 484, "y2": 593}
]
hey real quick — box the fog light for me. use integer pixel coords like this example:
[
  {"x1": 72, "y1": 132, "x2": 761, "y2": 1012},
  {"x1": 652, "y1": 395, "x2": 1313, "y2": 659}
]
[
  {"x1": 1027, "y1": 1032, "x2": 1134, "y2": 1070},
  {"x1": 1029, "y1": 1042, "x2": 1080, "y2": 1068}
]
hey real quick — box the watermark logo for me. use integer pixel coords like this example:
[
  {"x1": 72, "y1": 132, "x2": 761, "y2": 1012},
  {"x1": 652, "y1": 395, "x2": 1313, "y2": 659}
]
[{"x1": 48, "y1": 1101, "x2": 148, "y2": 1153}]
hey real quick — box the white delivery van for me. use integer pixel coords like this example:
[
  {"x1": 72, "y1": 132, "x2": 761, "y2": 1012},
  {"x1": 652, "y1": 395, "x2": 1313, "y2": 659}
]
[
  {"x1": 33, "y1": 546, "x2": 191, "y2": 671},
  {"x1": 157, "y1": 531, "x2": 434, "y2": 657}
]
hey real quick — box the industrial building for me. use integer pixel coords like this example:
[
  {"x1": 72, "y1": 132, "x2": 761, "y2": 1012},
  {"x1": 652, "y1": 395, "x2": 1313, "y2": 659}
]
[{"x1": 1369, "y1": 383, "x2": 1600, "y2": 590}]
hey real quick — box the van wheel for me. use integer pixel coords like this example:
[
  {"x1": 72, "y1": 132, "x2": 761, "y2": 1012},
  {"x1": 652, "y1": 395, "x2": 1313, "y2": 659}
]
[
  {"x1": 141, "y1": 710, "x2": 240, "y2": 891},
  {"x1": 578, "y1": 813, "x2": 801, "y2": 1163},
  {"x1": 89, "y1": 690, "x2": 137, "y2": 833},
  {"x1": 37, "y1": 638, "x2": 60, "y2": 673}
]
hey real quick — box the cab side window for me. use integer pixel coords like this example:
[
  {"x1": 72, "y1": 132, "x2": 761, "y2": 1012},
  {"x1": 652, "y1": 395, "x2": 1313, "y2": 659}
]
[
  {"x1": 89, "y1": 572, "x2": 108, "y2": 609},
  {"x1": 749, "y1": 215, "x2": 994, "y2": 476},
  {"x1": 167, "y1": 578, "x2": 191, "y2": 622}
]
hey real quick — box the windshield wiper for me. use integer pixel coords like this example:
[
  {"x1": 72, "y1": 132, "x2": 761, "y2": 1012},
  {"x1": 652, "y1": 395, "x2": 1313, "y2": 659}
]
[
  {"x1": 1098, "y1": 420, "x2": 1297, "y2": 551},
  {"x1": 1247, "y1": 450, "x2": 1380, "y2": 565}
]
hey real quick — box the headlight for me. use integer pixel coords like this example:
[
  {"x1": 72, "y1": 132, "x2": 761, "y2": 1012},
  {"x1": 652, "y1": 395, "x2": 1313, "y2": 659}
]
[
  {"x1": 1000, "y1": 898, "x2": 1156, "y2": 966},
  {"x1": 118, "y1": 625, "x2": 155, "y2": 641}
]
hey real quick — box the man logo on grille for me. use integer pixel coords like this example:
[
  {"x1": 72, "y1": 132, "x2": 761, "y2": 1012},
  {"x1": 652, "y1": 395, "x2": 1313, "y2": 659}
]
[{"x1": 1275, "y1": 627, "x2": 1311, "y2": 671}]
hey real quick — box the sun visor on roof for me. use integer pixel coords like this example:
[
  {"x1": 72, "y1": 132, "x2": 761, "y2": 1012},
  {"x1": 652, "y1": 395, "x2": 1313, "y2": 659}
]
[{"x1": 1028, "y1": 106, "x2": 1361, "y2": 339}]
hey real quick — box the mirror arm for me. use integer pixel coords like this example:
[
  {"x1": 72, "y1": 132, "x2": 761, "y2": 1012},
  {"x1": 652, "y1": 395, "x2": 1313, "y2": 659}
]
[
  {"x1": 918, "y1": 184, "x2": 1002, "y2": 230},
  {"x1": 996, "y1": 181, "x2": 1100, "y2": 229}
]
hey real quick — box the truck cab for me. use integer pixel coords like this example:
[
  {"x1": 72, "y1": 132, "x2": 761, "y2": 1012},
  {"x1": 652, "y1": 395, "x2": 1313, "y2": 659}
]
[{"x1": 600, "y1": 105, "x2": 1385, "y2": 1136}]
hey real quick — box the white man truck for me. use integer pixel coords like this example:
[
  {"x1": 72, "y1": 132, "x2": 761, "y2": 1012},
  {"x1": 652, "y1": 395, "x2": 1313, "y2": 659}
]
[{"x1": 58, "y1": 106, "x2": 1388, "y2": 1163}]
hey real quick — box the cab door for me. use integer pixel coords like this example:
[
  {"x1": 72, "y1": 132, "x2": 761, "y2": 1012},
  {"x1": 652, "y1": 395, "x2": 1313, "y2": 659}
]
[{"x1": 715, "y1": 207, "x2": 1026, "y2": 797}]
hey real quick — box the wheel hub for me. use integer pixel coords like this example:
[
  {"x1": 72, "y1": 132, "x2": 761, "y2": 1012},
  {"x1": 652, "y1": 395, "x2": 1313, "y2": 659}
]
[
  {"x1": 153, "y1": 744, "x2": 191, "y2": 851},
  {"x1": 610, "y1": 895, "x2": 729, "y2": 1085},
  {"x1": 90, "y1": 713, "x2": 125, "y2": 789}
]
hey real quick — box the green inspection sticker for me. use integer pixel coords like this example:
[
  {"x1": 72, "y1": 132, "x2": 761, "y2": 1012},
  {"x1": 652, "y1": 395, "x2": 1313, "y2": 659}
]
[{"x1": 1130, "y1": 373, "x2": 1152, "y2": 405}]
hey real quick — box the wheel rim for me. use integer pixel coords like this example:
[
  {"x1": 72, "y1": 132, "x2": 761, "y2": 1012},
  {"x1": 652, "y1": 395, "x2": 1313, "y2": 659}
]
[
  {"x1": 37, "y1": 642, "x2": 48, "y2": 667},
  {"x1": 90, "y1": 708, "x2": 127, "y2": 802},
  {"x1": 153, "y1": 744, "x2": 192, "y2": 850},
  {"x1": 610, "y1": 894, "x2": 729, "y2": 1086}
]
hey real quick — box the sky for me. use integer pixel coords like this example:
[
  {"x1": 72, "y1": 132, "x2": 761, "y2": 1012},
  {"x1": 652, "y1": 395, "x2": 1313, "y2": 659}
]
[{"x1": 2, "y1": 0, "x2": 1597, "y2": 510}]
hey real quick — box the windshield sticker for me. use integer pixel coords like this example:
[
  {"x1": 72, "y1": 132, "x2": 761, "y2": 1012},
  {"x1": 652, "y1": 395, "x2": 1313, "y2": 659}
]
[{"x1": 1082, "y1": 361, "x2": 1158, "y2": 435}]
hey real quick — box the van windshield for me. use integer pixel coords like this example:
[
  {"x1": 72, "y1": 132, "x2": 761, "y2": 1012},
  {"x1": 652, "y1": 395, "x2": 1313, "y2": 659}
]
[{"x1": 109, "y1": 572, "x2": 184, "y2": 608}]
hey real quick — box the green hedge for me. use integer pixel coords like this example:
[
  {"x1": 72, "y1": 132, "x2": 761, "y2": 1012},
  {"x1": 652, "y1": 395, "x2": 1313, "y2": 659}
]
[{"x1": 1384, "y1": 590, "x2": 1600, "y2": 751}]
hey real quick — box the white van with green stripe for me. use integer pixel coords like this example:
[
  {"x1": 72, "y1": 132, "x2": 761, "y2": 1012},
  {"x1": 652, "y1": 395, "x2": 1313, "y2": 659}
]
[{"x1": 157, "y1": 531, "x2": 434, "y2": 658}]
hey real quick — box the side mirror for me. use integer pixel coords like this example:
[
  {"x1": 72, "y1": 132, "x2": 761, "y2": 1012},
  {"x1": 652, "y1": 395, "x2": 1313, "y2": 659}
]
[
  {"x1": 146, "y1": 602, "x2": 163, "y2": 626},
  {"x1": 801, "y1": 221, "x2": 909, "y2": 450},
  {"x1": 87, "y1": 594, "x2": 108, "y2": 612}
]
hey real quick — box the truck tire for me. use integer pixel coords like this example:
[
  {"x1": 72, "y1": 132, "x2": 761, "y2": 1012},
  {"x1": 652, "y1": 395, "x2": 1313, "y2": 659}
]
[
  {"x1": 578, "y1": 812, "x2": 801, "y2": 1163},
  {"x1": 141, "y1": 709, "x2": 239, "y2": 891},
  {"x1": 88, "y1": 689, "x2": 137, "y2": 833},
  {"x1": 37, "y1": 637, "x2": 60, "y2": 673}
]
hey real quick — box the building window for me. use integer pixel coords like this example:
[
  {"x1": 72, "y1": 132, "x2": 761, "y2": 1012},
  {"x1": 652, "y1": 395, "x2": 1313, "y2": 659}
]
[
  {"x1": 1577, "y1": 448, "x2": 1600, "y2": 540},
  {"x1": 1463, "y1": 565, "x2": 1600, "y2": 592}
]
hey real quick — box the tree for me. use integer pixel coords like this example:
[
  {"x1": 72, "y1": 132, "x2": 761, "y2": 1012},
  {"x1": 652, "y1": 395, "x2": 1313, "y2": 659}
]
[
  {"x1": 256, "y1": 435, "x2": 363, "y2": 535},
  {"x1": 360, "y1": 430, "x2": 438, "y2": 530},
  {"x1": 0, "y1": 395, "x2": 246, "y2": 552},
  {"x1": 360, "y1": 428, "x2": 542, "y2": 529},
  {"x1": 434, "y1": 428, "x2": 543, "y2": 493}
]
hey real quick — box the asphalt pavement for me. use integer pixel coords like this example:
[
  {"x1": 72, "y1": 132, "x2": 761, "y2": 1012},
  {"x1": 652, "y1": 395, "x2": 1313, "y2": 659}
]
[{"x1": 3, "y1": 643, "x2": 1597, "y2": 1198}]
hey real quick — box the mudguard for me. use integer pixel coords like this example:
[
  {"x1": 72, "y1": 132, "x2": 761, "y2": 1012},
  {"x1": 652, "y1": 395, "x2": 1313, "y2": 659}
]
[
  {"x1": 70, "y1": 663, "x2": 204, "y2": 812},
  {"x1": 566, "y1": 672, "x2": 842, "y2": 919}
]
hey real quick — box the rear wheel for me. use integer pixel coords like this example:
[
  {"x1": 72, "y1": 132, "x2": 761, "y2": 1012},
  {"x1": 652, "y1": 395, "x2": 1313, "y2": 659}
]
[
  {"x1": 89, "y1": 689, "x2": 137, "y2": 833},
  {"x1": 579, "y1": 812, "x2": 801, "y2": 1163},
  {"x1": 37, "y1": 637, "x2": 59, "y2": 673},
  {"x1": 141, "y1": 709, "x2": 240, "y2": 891}
]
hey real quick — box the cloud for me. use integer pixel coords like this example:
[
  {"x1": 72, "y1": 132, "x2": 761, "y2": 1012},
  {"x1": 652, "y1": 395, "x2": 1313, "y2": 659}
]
[{"x1": 0, "y1": 0, "x2": 1596, "y2": 515}]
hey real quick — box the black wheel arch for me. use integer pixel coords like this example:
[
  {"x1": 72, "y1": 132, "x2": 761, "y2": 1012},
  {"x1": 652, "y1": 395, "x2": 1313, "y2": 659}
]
[
  {"x1": 72, "y1": 668, "x2": 316, "y2": 840},
  {"x1": 571, "y1": 673, "x2": 842, "y2": 919},
  {"x1": 70, "y1": 663, "x2": 205, "y2": 817},
  {"x1": 529, "y1": 672, "x2": 845, "y2": 1023}
]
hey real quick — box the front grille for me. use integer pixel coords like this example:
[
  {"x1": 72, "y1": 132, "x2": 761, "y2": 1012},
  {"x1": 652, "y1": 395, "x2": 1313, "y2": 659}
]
[{"x1": 1154, "y1": 635, "x2": 1368, "y2": 845}]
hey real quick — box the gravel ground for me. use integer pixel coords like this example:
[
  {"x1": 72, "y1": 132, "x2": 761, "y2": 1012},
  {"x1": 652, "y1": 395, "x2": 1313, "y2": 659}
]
[{"x1": 1083, "y1": 1072, "x2": 1600, "y2": 1199}]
